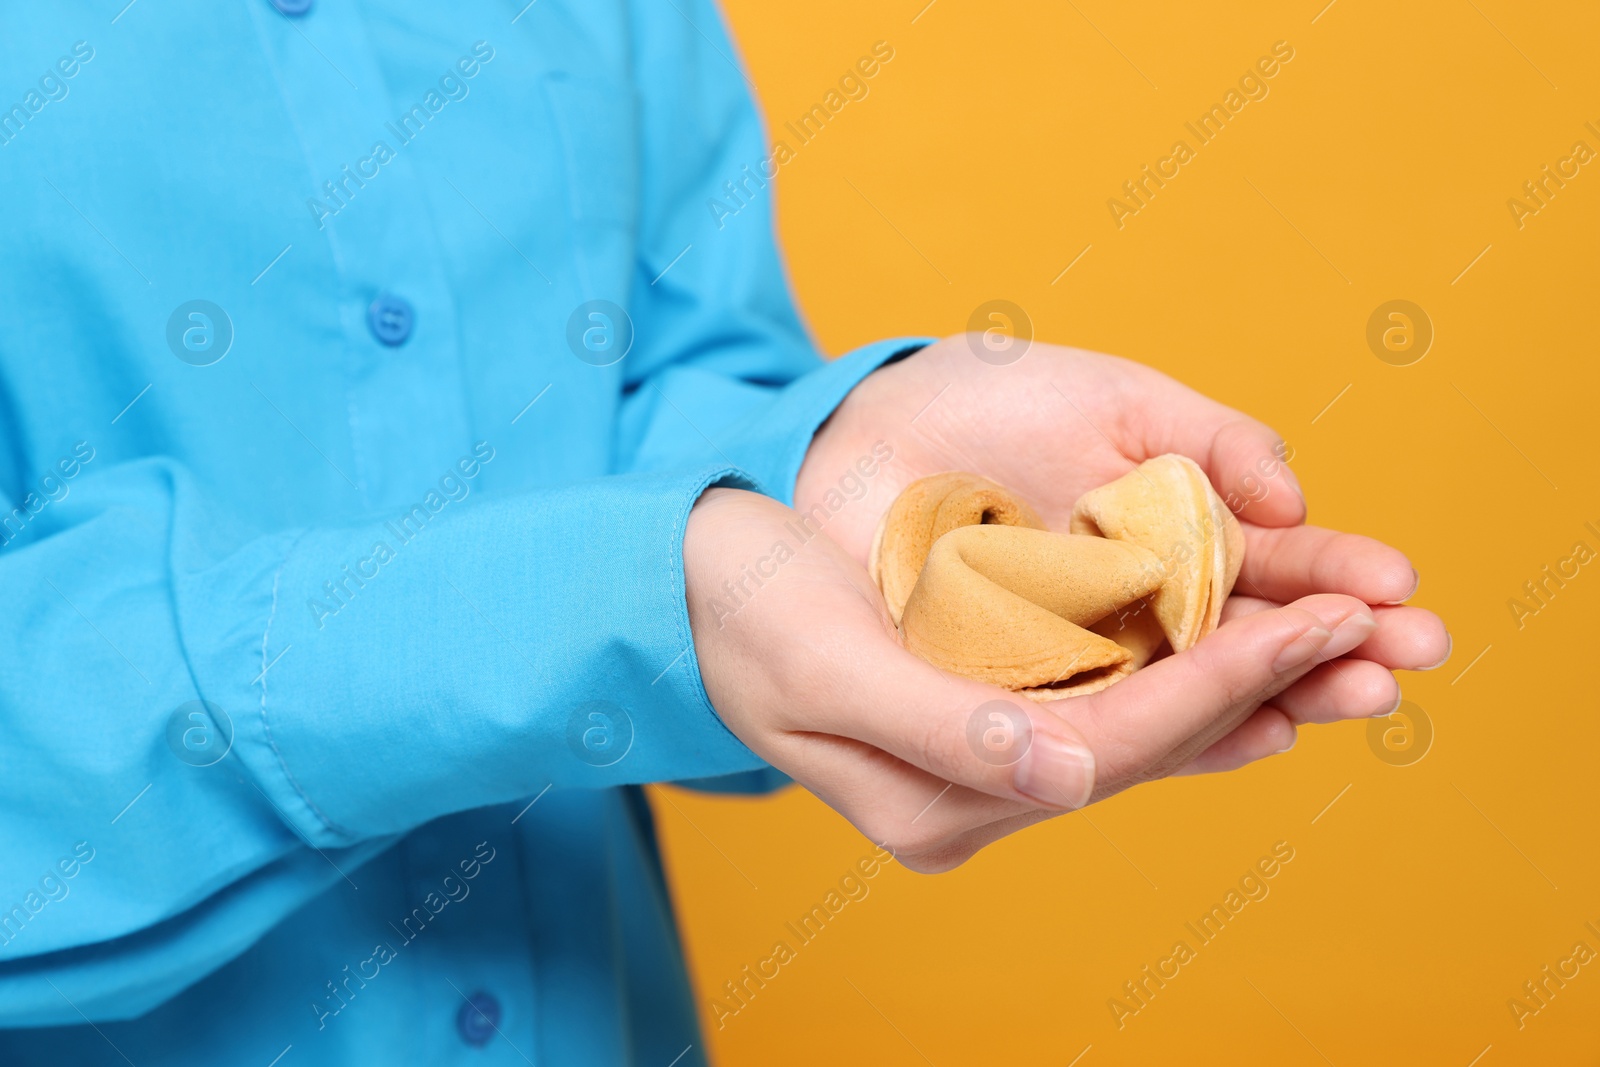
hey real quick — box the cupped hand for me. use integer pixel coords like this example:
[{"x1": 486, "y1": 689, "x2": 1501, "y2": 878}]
[
  {"x1": 685, "y1": 487, "x2": 1400, "y2": 872},
  {"x1": 795, "y1": 336, "x2": 1450, "y2": 775}
]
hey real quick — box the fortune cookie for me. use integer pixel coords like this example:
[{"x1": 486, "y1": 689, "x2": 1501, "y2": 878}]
[
  {"x1": 1070, "y1": 454, "x2": 1244, "y2": 653},
  {"x1": 900, "y1": 525, "x2": 1164, "y2": 698},
  {"x1": 868, "y1": 471, "x2": 1045, "y2": 626},
  {"x1": 871, "y1": 458, "x2": 1245, "y2": 701}
]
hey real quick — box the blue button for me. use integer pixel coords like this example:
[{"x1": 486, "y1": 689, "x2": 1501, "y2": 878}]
[
  {"x1": 456, "y1": 991, "x2": 501, "y2": 1047},
  {"x1": 270, "y1": 0, "x2": 313, "y2": 14},
  {"x1": 367, "y1": 294, "x2": 414, "y2": 346}
]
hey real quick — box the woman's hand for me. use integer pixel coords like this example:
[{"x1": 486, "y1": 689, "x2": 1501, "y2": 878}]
[
  {"x1": 684, "y1": 486, "x2": 1389, "y2": 872},
  {"x1": 794, "y1": 336, "x2": 1451, "y2": 776}
]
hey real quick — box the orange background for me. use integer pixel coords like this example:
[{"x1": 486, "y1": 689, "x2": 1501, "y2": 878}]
[{"x1": 651, "y1": 1, "x2": 1600, "y2": 1063}]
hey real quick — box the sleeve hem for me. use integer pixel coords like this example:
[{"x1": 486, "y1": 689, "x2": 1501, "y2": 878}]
[{"x1": 211, "y1": 463, "x2": 773, "y2": 844}]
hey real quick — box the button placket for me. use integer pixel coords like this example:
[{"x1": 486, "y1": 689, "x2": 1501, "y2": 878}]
[{"x1": 251, "y1": 0, "x2": 470, "y2": 509}]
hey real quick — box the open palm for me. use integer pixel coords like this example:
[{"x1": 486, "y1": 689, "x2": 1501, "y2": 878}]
[{"x1": 796, "y1": 336, "x2": 1449, "y2": 773}]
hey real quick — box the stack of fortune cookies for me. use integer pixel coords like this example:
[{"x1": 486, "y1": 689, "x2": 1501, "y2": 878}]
[{"x1": 868, "y1": 455, "x2": 1245, "y2": 700}]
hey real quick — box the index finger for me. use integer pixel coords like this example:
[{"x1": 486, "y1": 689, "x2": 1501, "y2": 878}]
[
  {"x1": 1056, "y1": 593, "x2": 1373, "y2": 790},
  {"x1": 1110, "y1": 357, "x2": 1306, "y2": 527},
  {"x1": 1237, "y1": 523, "x2": 1418, "y2": 606}
]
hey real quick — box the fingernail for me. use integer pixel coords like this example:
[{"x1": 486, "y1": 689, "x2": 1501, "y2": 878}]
[
  {"x1": 1278, "y1": 461, "x2": 1303, "y2": 502},
  {"x1": 1273, "y1": 627, "x2": 1331, "y2": 672},
  {"x1": 1382, "y1": 568, "x2": 1420, "y2": 606},
  {"x1": 1322, "y1": 611, "x2": 1379, "y2": 659},
  {"x1": 1276, "y1": 730, "x2": 1298, "y2": 754},
  {"x1": 1370, "y1": 689, "x2": 1403, "y2": 717},
  {"x1": 1420, "y1": 633, "x2": 1453, "y2": 671},
  {"x1": 1015, "y1": 736, "x2": 1095, "y2": 810}
]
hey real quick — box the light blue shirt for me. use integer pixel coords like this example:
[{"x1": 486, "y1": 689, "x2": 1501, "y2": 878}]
[{"x1": 0, "y1": 1, "x2": 925, "y2": 1062}]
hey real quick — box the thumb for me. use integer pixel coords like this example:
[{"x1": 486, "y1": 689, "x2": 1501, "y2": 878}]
[{"x1": 811, "y1": 625, "x2": 1103, "y2": 811}]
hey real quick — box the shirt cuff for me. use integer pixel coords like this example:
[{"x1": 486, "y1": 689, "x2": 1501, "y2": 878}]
[
  {"x1": 179, "y1": 464, "x2": 772, "y2": 845},
  {"x1": 719, "y1": 336, "x2": 934, "y2": 504}
]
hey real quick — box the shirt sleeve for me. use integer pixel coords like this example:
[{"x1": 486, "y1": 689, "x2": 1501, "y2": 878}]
[
  {"x1": 0, "y1": 0, "x2": 926, "y2": 1027},
  {"x1": 612, "y1": 0, "x2": 934, "y2": 792},
  {"x1": 0, "y1": 457, "x2": 757, "y2": 1014}
]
